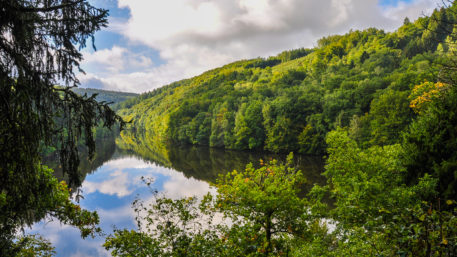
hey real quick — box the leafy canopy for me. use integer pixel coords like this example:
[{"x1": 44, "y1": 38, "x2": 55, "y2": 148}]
[
  {"x1": 105, "y1": 155, "x2": 312, "y2": 257},
  {"x1": 0, "y1": 0, "x2": 123, "y2": 254}
]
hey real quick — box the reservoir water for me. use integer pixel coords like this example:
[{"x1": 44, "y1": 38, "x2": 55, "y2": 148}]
[{"x1": 31, "y1": 137, "x2": 324, "y2": 256}]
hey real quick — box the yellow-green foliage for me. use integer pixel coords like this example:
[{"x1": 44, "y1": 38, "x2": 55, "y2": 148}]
[{"x1": 118, "y1": 7, "x2": 454, "y2": 154}]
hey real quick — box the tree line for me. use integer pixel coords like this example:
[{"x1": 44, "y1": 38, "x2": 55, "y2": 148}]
[{"x1": 118, "y1": 6, "x2": 455, "y2": 156}]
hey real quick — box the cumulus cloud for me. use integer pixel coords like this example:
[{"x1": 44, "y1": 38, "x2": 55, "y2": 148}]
[
  {"x1": 81, "y1": 46, "x2": 153, "y2": 74},
  {"x1": 96, "y1": 204, "x2": 135, "y2": 226},
  {"x1": 82, "y1": 170, "x2": 133, "y2": 197},
  {"x1": 79, "y1": 69, "x2": 178, "y2": 93},
  {"x1": 118, "y1": 0, "x2": 437, "y2": 51},
  {"x1": 108, "y1": 156, "x2": 214, "y2": 199},
  {"x1": 79, "y1": 0, "x2": 439, "y2": 93},
  {"x1": 383, "y1": 0, "x2": 437, "y2": 21},
  {"x1": 79, "y1": 76, "x2": 110, "y2": 89},
  {"x1": 81, "y1": 155, "x2": 213, "y2": 199},
  {"x1": 162, "y1": 173, "x2": 214, "y2": 199},
  {"x1": 104, "y1": 156, "x2": 152, "y2": 170},
  {"x1": 28, "y1": 220, "x2": 110, "y2": 257}
]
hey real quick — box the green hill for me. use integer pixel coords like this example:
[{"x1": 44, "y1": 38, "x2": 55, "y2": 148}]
[
  {"x1": 118, "y1": 6, "x2": 456, "y2": 154},
  {"x1": 71, "y1": 87, "x2": 138, "y2": 106}
]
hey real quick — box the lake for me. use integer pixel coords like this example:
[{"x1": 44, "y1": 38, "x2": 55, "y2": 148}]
[{"x1": 31, "y1": 137, "x2": 324, "y2": 256}]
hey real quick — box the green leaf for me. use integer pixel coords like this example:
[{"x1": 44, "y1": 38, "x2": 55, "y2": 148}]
[{"x1": 418, "y1": 214, "x2": 426, "y2": 222}]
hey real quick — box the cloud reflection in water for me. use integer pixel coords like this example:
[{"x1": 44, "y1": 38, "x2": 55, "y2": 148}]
[{"x1": 28, "y1": 155, "x2": 212, "y2": 257}]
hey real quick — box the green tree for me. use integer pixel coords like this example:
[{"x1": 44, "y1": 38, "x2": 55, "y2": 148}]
[
  {"x1": 233, "y1": 101, "x2": 265, "y2": 150},
  {"x1": 369, "y1": 89, "x2": 412, "y2": 146},
  {"x1": 216, "y1": 154, "x2": 310, "y2": 256},
  {"x1": 0, "y1": 0, "x2": 123, "y2": 254},
  {"x1": 105, "y1": 155, "x2": 312, "y2": 257},
  {"x1": 105, "y1": 191, "x2": 226, "y2": 257},
  {"x1": 308, "y1": 128, "x2": 457, "y2": 256},
  {"x1": 404, "y1": 83, "x2": 457, "y2": 199}
]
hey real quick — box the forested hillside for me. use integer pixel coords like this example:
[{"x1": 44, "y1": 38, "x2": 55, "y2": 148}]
[
  {"x1": 105, "y1": 4, "x2": 457, "y2": 256},
  {"x1": 118, "y1": 7, "x2": 455, "y2": 154},
  {"x1": 40, "y1": 88, "x2": 133, "y2": 157},
  {"x1": 71, "y1": 87, "x2": 138, "y2": 106}
]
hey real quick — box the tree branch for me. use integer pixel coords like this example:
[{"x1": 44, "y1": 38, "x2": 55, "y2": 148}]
[{"x1": 16, "y1": 0, "x2": 84, "y2": 13}]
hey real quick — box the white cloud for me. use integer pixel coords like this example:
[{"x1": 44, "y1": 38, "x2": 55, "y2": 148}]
[
  {"x1": 107, "y1": 156, "x2": 215, "y2": 199},
  {"x1": 82, "y1": 170, "x2": 133, "y2": 197},
  {"x1": 80, "y1": 155, "x2": 214, "y2": 199},
  {"x1": 96, "y1": 204, "x2": 135, "y2": 225},
  {"x1": 82, "y1": 46, "x2": 126, "y2": 73},
  {"x1": 79, "y1": 70, "x2": 177, "y2": 93},
  {"x1": 383, "y1": 0, "x2": 437, "y2": 21},
  {"x1": 27, "y1": 220, "x2": 110, "y2": 257},
  {"x1": 163, "y1": 174, "x2": 214, "y2": 199},
  {"x1": 103, "y1": 156, "x2": 152, "y2": 170},
  {"x1": 27, "y1": 221, "x2": 72, "y2": 246},
  {"x1": 79, "y1": 0, "x2": 439, "y2": 93},
  {"x1": 81, "y1": 46, "x2": 153, "y2": 75}
]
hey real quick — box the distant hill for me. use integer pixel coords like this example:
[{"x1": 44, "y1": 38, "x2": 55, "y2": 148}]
[
  {"x1": 71, "y1": 88, "x2": 138, "y2": 106},
  {"x1": 118, "y1": 6, "x2": 456, "y2": 154}
]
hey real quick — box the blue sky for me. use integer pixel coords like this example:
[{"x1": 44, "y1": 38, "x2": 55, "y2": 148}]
[
  {"x1": 380, "y1": 0, "x2": 414, "y2": 6},
  {"x1": 78, "y1": 0, "x2": 439, "y2": 93}
]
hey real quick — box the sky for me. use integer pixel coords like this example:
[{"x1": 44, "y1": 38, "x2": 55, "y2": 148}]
[{"x1": 78, "y1": 0, "x2": 441, "y2": 93}]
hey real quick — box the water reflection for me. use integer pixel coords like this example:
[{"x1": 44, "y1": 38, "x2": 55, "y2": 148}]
[
  {"x1": 117, "y1": 138, "x2": 326, "y2": 188},
  {"x1": 31, "y1": 137, "x2": 324, "y2": 256},
  {"x1": 42, "y1": 137, "x2": 117, "y2": 192}
]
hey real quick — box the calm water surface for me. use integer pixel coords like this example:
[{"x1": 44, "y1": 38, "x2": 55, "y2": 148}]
[{"x1": 31, "y1": 139, "x2": 324, "y2": 257}]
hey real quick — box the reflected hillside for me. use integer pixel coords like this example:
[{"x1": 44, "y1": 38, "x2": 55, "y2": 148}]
[
  {"x1": 43, "y1": 134, "x2": 118, "y2": 190},
  {"x1": 116, "y1": 130, "x2": 325, "y2": 187},
  {"x1": 45, "y1": 129, "x2": 326, "y2": 193}
]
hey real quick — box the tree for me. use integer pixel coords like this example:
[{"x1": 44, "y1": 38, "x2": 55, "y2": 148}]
[
  {"x1": 368, "y1": 89, "x2": 412, "y2": 146},
  {"x1": 233, "y1": 101, "x2": 265, "y2": 150},
  {"x1": 0, "y1": 0, "x2": 123, "y2": 254},
  {"x1": 308, "y1": 129, "x2": 457, "y2": 256},
  {"x1": 104, "y1": 155, "x2": 312, "y2": 257},
  {"x1": 404, "y1": 17, "x2": 411, "y2": 25},
  {"x1": 105, "y1": 191, "x2": 226, "y2": 257},
  {"x1": 216, "y1": 153, "x2": 310, "y2": 256},
  {"x1": 404, "y1": 82, "x2": 457, "y2": 199}
]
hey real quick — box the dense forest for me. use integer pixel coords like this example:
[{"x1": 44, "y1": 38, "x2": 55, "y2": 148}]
[
  {"x1": 103, "y1": 5, "x2": 457, "y2": 256},
  {"x1": 3, "y1": 0, "x2": 457, "y2": 255},
  {"x1": 118, "y1": 6, "x2": 453, "y2": 155}
]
